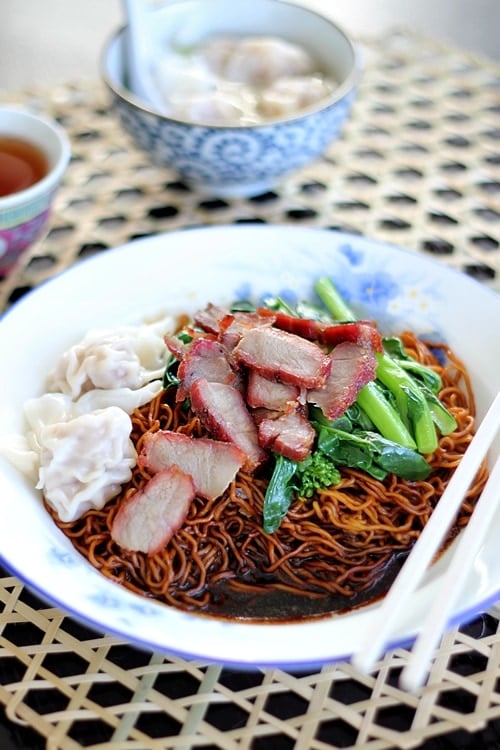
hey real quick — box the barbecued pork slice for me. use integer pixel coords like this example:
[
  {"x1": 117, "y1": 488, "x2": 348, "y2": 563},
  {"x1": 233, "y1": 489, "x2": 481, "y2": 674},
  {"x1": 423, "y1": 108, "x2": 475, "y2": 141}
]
[
  {"x1": 257, "y1": 309, "x2": 383, "y2": 351},
  {"x1": 194, "y1": 304, "x2": 275, "y2": 349},
  {"x1": 139, "y1": 431, "x2": 245, "y2": 499},
  {"x1": 234, "y1": 326, "x2": 331, "y2": 389},
  {"x1": 194, "y1": 303, "x2": 232, "y2": 334},
  {"x1": 164, "y1": 333, "x2": 189, "y2": 362},
  {"x1": 307, "y1": 341, "x2": 377, "y2": 419},
  {"x1": 176, "y1": 338, "x2": 240, "y2": 401},
  {"x1": 258, "y1": 409, "x2": 316, "y2": 461},
  {"x1": 111, "y1": 466, "x2": 195, "y2": 555},
  {"x1": 219, "y1": 311, "x2": 276, "y2": 350},
  {"x1": 190, "y1": 378, "x2": 267, "y2": 472},
  {"x1": 246, "y1": 370, "x2": 301, "y2": 411}
]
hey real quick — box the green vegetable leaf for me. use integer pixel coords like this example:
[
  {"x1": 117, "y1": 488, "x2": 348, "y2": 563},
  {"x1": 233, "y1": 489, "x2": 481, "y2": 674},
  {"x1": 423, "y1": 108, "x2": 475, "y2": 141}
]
[
  {"x1": 383, "y1": 337, "x2": 443, "y2": 393},
  {"x1": 162, "y1": 354, "x2": 181, "y2": 390},
  {"x1": 261, "y1": 295, "x2": 296, "y2": 315},
  {"x1": 315, "y1": 276, "x2": 356, "y2": 321},
  {"x1": 316, "y1": 424, "x2": 431, "y2": 481},
  {"x1": 360, "y1": 431, "x2": 431, "y2": 479},
  {"x1": 375, "y1": 353, "x2": 438, "y2": 454},
  {"x1": 295, "y1": 300, "x2": 333, "y2": 322},
  {"x1": 263, "y1": 455, "x2": 298, "y2": 534},
  {"x1": 316, "y1": 425, "x2": 388, "y2": 479},
  {"x1": 230, "y1": 300, "x2": 256, "y2": 313},
  {"x1": 421, "y1": 385, "x2": 458, "y2": 435}
]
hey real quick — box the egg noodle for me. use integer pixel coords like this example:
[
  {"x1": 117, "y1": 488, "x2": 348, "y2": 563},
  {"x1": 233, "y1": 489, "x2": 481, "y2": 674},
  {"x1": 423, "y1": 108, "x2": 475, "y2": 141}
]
[{"x1": 46, "y1": 330, "x2": 488, "y2": 619}]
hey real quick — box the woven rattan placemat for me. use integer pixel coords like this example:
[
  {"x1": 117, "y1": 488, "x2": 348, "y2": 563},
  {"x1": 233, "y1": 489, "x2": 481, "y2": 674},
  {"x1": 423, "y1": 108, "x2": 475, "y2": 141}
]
[{"x1": 0, "y1": 28, "x2": 499, "y2": 750}]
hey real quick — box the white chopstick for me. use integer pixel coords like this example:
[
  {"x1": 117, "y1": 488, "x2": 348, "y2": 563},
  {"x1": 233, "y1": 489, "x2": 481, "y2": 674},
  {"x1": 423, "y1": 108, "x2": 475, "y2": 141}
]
[
  {"x1": 400, "y1": 453, "x2": 500, "y2": 690},
  {"x1": 352, "y1": 390, "x2": 500, "y2": 682}
]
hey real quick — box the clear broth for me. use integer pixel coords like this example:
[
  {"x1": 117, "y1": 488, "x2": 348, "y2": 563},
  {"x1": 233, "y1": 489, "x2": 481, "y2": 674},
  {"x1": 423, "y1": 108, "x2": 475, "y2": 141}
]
[{"x1": 0, "y1": 136, "x2": 48, "y2": 197}]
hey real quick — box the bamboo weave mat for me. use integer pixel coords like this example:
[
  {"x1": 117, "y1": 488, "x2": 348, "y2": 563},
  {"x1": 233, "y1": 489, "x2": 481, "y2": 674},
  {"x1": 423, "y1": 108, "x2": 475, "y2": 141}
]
[{"x1": 0, "y1": 27, "x2": 499, "y2": 750}]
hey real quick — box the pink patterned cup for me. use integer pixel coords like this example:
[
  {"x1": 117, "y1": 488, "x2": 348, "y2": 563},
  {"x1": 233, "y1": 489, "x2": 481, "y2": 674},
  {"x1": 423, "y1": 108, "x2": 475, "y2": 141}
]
[{"x1": 0, "y1": 108, "x2": 71, "y2": 277}]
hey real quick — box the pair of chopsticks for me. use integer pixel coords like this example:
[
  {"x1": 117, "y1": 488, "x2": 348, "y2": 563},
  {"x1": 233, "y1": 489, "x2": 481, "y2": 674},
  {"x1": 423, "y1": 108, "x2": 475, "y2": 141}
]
[{"x1": 352, "y1": 390, "x2": 500, "y2": 691}]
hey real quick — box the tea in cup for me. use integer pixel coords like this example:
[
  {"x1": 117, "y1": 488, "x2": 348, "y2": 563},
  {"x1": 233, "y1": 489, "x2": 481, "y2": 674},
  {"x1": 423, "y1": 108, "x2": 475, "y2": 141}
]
[{"x1": 0, "y1": 108, "x2": 71, "y2": 277}]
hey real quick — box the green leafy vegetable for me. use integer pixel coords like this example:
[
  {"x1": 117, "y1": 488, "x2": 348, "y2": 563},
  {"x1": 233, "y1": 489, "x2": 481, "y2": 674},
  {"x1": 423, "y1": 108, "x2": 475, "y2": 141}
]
[
  {"x1": 230, "y1": 300, "x2": 256, "y2": 313},
  {"x1": 356, "y1": 381, "x2": 417, "y2": 449},
  {"x1": 383, "y1": 337, "x2": 442, "y2": 393},
  {"x1": 261, "y1": 295, "x2": 296, "y2": 315},
  {"x1": 315, "y1": 276, "x2": 357, "y2": 321},
  {"x1": 374, "y1": 352, "x2": 438, "y2": 454},
  {"x1": 294, "y1": 451, "x2": 341, "y2": 498},
  {"x1": 382, "y1": 337, "x2": 457, "y2": 435},
  {"x1": 162, "y1": 354, "x2": 181, "y2": 390},
  {"x1": 316, "y1": 423, "x2": 431, "y2": 481},
  {"x1": 263, "y1": 455, "x2": 298, "y2": 534}
]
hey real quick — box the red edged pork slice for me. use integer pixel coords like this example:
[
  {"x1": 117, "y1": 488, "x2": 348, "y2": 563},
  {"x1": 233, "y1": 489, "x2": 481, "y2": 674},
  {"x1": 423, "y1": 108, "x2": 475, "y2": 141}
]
[
  {"x1": 246, "y1": 370, "x2": 300, "y2": 411},
  {"x1": 258, "y1": 409, "x2": 316, "y2": 461},
  {"x1": 139, "y1": 431, "x2": 245, "y2": 499},
  {"x1": 193, "y1": 304, "x2": 275, "y2": 349},
  {"x1": 257, "y1": 309, "x2": 383, "y2": 352},
  {"x1": 176, "y1": 338, "x2": 239, "y2": 401},
  {"x1": 111, "y1": 466, "x2": 195, "y2": 555},
  {"x1": 164, "y1": 333, "x2": 189, "y2": 362},
  {"x1": 307, "y1": 341, "x2": 378, "y2": 419},
  {"x1": 190, "y1": 378, "x2": 267, "y2": 472},
  {"x1": 234, "y1": 326, "x2": 331, "y2": 389},
  {"x1": 219, "y1": 311, "x2": 276, "y2": 350},
  {"x1": 194, "y1": 303, "x2": 233, "y2": 335}
]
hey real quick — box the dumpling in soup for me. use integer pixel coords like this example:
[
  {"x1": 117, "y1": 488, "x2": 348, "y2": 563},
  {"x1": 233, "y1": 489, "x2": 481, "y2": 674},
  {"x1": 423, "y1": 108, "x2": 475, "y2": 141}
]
[{"x1": 202, "y1": 36, "x2": 315, "y2": 87}]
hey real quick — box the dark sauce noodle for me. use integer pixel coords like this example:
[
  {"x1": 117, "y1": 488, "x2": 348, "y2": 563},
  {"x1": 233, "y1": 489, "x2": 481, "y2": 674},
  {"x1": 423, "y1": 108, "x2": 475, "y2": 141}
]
[{"x1": 47, "y1": 331, "x2": 488, "y2": 621}]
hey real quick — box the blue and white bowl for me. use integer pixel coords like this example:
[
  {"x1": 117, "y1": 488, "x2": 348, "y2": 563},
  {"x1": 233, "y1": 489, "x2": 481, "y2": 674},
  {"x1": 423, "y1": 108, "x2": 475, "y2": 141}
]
[{"x1": 101, "y1": 0, "x2": 359, "y2": 197}]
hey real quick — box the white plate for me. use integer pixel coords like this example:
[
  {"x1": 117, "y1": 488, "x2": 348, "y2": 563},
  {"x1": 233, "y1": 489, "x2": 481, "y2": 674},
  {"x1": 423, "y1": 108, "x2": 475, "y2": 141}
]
[{"x1": 0, "y1": 225, "x2": 499, "y2": 669}]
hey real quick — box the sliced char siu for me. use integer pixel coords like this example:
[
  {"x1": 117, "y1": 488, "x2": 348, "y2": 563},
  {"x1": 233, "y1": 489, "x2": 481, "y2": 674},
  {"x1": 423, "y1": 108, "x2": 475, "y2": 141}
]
[
  {"x1": 111, "y1": 466, "x2": 195, "y2": 554},
  {"x1": 257, "y1": 309, "x2": 384, "y2": 351},
  {"x1": 164, "y1": 333, "x2": 189, "y2": 362},
  {"x1": 176, "y1": 338, "x2": 240, "y2": 401},
  {"x1": 258, "y1": 409, "x2": 316, "y2": 461},
  {"x1": 234, "y1": 326, "x2": 331, "y2": 389},
  {"x1": 139, "y1": 431, "x2": 245, "y2": 499},
  {"x1": 194, "y1": 304, "x2": 275, "y2": 349},
  {"x1": 307, "y1": 341, "x2": 378, "y2": 419},
  {"x1": 246, "y1": 370, "x2": 301, "y2": 411},
  {"x1": 190, "y1": 378, "x2": 267, "y2": 472},
  {"x1": 193, "y1": 303, "x2": 233, "y2": 334}
]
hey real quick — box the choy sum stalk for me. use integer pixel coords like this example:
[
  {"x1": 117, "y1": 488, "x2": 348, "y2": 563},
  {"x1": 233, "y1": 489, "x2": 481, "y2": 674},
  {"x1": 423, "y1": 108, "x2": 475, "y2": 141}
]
[{"x1": 315, "y1": 276, "x2": 456, "y2": 455}]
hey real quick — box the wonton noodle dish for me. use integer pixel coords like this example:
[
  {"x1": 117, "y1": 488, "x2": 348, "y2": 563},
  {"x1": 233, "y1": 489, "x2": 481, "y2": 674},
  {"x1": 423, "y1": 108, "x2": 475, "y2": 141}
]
[{"x1": 4, "y1": 277, "x2": 488, "y2": 620}]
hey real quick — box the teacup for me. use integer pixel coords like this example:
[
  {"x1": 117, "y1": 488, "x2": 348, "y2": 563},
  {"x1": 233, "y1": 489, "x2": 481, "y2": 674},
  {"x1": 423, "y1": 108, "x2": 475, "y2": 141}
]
[{"x1": 0, "y1": 108, "x2": 71, "y2": 277}]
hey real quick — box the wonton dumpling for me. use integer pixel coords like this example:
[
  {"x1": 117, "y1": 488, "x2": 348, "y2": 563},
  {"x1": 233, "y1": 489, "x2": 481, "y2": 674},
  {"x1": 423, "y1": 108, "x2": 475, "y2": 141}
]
[
  {"x1": 258, "y1": 75, "x2": 335, "y2": 118},
  {"x1": 203, "y1": 36, "x2": 315, "y2": 87},
  {"x1": 1, "y1": 378, "x2": 162, "y2": 487},
  {"x1": 47, "y1": 317, "x2": 173, "y2": 400},
  {"x1": 75, "y1": 380, "x2": 164, "y2": 415},
  {"x1": 0, "y1": 393, "x2": 78, "y2": 482},
  {"x1": 170, "y1": 92, "x2": 249, "y2": 125},
  {"x1": 37, "y1": 406, "x2": 136, "y2": 522}
]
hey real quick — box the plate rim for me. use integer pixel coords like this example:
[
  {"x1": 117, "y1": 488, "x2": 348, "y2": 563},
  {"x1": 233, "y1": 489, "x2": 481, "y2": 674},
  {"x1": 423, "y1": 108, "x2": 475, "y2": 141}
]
[{"x1": 0, "y1": 224, "x2": 498, "y2": 669}]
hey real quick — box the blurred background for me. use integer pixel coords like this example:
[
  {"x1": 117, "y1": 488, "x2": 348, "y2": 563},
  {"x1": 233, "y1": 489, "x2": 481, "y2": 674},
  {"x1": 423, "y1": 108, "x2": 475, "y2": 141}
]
[{"x1": 0, "y1": 0, "x2": 499, "y2": 92}]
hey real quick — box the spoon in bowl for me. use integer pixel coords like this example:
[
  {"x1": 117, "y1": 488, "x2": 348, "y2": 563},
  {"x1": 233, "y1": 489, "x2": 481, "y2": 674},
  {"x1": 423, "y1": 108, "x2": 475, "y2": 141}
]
[{"x1": 122, "y1": 0, "x2": 167, "y2": 111}]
